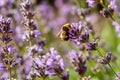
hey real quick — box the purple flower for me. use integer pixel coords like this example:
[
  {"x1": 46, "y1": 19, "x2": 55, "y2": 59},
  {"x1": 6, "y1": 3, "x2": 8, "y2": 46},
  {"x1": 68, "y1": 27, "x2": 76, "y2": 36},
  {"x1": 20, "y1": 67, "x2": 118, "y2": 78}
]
[
  {"x1": 46, "y1": 48, "x2": 63, "y2": 70},
  {"x1": 116, "y1": 72, "x2": 120, "y2": 80},
  {"x1": 0, "y1": 0, "x2": 14, "y2": 8},
  {"x1": 0, "y1": 63, "x2": 6, "y2": 72},
  {"x1": 46, "y1": 58, "x2": 56, "y2": 68},
  {"x1": 0, "y1": 16, "x2": 13, "y2": 44},
  {"x1": 112, "y1": 21, "x2": 120, "y2": 37},
  {"x1": 69, "y1": 22, "x2": 83, "y2": 45},
  {"x1": 45, "y1": 48, "x2": 68, "y2": 79},
  {"x1": 109, "y1": 0, "x2": 120, "y2": 17},
  {"x1": 98, "y1": 52, "x2": 112, "y2": 64},
  {"x1": 33, "y1": 48, "x2": 69, "y2": 79},
  {"x1": 22, "y1": 31, "x2": 29, "y2": 41},
  {"x1": 109, "y1": 0, "x2": 117, "y2": 8},
  {"x1": 17, "y1": 56, "x2": 32, "y2": 79},
  {"x1": 0, "y1": 0, "x2": 6, "y2": 7},
  {"x1": 54, "y1": 0, "x2": 63, "y2": 8},
  {"x1": 32, "y1": 30, "x2": 41, "y2": 39},
  {"x1": 68, "y1": 50, "x2": 81, "y2": 61},
  {"x1": 59, "y1": 4, "x2": 72, "y2": 16},
  {"x1": 28, "y1": 41, "x2": 45, "y2": 56},
  {"x1": 20, "y1": 0, "x2": 41, "y2": 40},
  {"x1": 37, "y1": 2, "x2": 54, "y2": 20},
  {"x1": 69, "y1": 21, "x2": 91, "y2": 45},
  {"x1": 8, "y1": 45, "x2": 16, "y2": 54},
  {"x1": 86, "y1": 0, "x2": 97, "y2": 8},
  {"x1": 59, "y1": 59, "x2": 66, "y2": 70},
  {"x1": 34, "y1": 57, "x2": 45, "y2": 69},
  {"x1": 68, "y1": 50, "x2": 87, "y2": 76},
  {"x1": 0, "y1": 16, "x2": 22, "y2": 79}
]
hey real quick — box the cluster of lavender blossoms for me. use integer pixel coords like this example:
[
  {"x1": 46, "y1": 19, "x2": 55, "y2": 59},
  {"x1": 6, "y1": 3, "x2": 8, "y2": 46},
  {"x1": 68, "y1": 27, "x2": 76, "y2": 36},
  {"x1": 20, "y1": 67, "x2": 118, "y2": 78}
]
[
  {"x1": 69, "y1": 21, "x2": 91, "y2": 45},
  {"x1": 33, "y1": 48, "x2": 69, "y2": 80},
  {"x1": 68, "y1": 50, "x2": 86, "y2": 77},
  {"x1": 68, "y1": 21, "x2": 98, "y2": 52}
]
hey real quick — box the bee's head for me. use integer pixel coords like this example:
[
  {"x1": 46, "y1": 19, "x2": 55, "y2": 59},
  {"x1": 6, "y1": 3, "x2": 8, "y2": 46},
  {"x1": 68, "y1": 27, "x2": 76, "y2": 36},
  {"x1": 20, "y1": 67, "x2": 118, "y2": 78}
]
[{"x1": 62, "y1": 23, "x2": 71, "y2": 32}]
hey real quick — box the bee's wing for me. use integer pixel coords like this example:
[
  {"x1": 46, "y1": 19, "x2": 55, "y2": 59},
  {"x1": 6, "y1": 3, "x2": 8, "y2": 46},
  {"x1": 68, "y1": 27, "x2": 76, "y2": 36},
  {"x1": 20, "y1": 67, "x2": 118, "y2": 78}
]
[
  {"x1": 56, "y1": 31, "x2": 61, "y2": 37},
  {"x1": 57, "y1": 25, "x2": 63, "y2": 37}
]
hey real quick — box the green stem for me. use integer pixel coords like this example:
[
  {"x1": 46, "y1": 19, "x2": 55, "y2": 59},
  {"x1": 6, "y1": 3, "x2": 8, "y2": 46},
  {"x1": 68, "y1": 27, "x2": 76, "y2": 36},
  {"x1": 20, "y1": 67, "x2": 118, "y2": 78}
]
[
  {"x1": 96, "y1": 48, "x2": 103, "y2": 57},
  {"x1": 75, "y1": 0, "x2": 80, "y2": 8},
  {"x1": 4, "y1": 42, "x2": 12, "y2": 80},
  {"x1": 78, "y1": 76, "x2": 82, "y2": 80},
  {"x1": 108, "y1": 63, "x2": 118, "y2": 77},
  {"x1": 9, "y1": 68, "x2": 12, "y2": 80},
  {"x1": 42, "y1": 77, "x2": 45, "y2": 80}
]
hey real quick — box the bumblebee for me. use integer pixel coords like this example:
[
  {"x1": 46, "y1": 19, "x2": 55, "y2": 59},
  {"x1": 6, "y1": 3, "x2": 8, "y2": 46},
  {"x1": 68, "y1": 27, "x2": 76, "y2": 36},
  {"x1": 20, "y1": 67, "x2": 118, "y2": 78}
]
[{"x1": 57, "y1": 23, "x2": 71, "y2": 41}]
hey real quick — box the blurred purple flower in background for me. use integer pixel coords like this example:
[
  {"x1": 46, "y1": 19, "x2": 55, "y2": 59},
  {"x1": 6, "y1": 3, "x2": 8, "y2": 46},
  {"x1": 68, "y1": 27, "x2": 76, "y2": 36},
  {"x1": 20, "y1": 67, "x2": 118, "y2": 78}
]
[
  {"x1": 112, "y1": 21, "x2": 120, "y2": 37},
  {"x1": 109, "y1": 0, "x2": 120, "y2": 17}
]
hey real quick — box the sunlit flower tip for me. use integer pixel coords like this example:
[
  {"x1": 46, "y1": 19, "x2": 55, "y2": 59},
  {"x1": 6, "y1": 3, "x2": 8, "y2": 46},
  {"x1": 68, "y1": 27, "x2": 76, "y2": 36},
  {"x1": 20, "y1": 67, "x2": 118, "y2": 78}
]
[
  {"x1": 49, "y1": 48, "x2": 60, "y2": 59},
  {"x1": 0, "y1": 17, "x2": 12, "y2": 28},
  {"x1": 21, "y1": 0, "x2": 31, "y2": 11},
  {"x1": 59, "y1": 59, "x2": 66, "y2": 70},
  {"x1": 86, "y1": 0, "x2": 97, "y2": 8},
  {"x1": 22, "y1": 31, "x2": 29, "y2": 41},
  {"x1": 82, "y1": 76, "x2": 91, "y2": 80},
  {"x1": 98, "y1": 52, "x2": 112, "y2": 64},
  {"x1": 8, "y1": 46, "x2": 16, "y2": 54},
  {"x1": 109, "y1": 0, "x2": 117, "y2": 8}
]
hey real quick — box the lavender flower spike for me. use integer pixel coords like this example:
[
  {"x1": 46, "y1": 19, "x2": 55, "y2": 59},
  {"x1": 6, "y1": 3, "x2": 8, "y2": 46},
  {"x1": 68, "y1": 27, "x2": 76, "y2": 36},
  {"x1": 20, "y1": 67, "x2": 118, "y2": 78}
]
[
  {"x1": 69, "y1": 21, "x2": 91, "y2": 45},
  {"x1": 45, "y1": 48, "x2": 69, "y2": 79},
  {"x1": 86, "y1": 0, "x2": 97, "y2": 8},
  {"x1": 68, "y1": 50, "x2": 87, "y2": 76}
]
